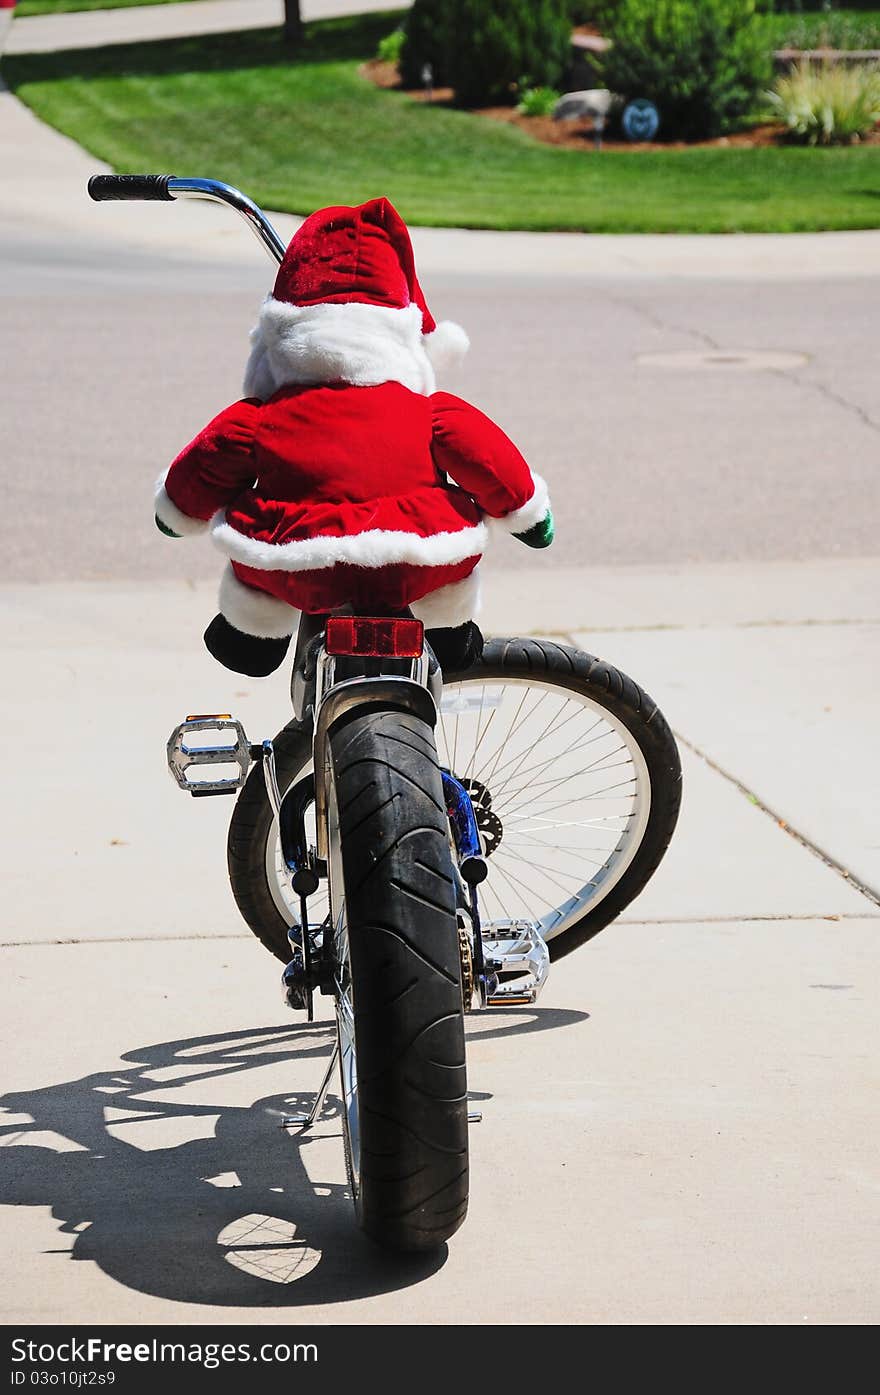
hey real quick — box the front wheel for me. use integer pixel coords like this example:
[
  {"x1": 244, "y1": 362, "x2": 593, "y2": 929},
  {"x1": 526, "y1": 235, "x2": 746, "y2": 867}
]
[{"x1": 326, "y1": 707, "x2": 468, "y2": 1251}]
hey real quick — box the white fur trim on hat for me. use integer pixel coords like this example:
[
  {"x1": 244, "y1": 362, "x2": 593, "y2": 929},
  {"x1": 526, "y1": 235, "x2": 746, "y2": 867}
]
[
  {"x1": 210, "y1": 515, "x2": 487, "y2": 573},
  {"x1": 243, "y1": 299, "x2": 436, "y2": 399},
  {"x1": 489, "y1": 473, "x2": 550, "y2": 535},
  {"x1": 410, "y1": 567, "x2": 482, "y2": 628},
  {"x1": 218, "y1": 564, "x2": 299, "y2": 639},
  {"x1": 154, "y1": 473, "x2": 210, "y2": 537},
  {"x1": 423, "y1": 320, "x2": 470, "y2": 375}
]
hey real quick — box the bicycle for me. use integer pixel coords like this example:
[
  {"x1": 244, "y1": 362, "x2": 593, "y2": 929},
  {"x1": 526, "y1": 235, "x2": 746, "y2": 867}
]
[{"x1": 88, "y1": 174, "x2": 682, "y2": 1252}]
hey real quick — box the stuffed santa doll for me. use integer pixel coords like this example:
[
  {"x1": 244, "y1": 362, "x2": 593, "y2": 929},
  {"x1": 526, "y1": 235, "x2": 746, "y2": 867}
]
[{"x1": 155, "y1": 197, "x2": 553, "y2": 676}]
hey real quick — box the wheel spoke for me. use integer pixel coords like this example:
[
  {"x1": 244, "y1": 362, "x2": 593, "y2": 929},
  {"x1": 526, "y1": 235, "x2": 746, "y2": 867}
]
[
  {"x1": 479, "y1": 697, "x2": 590, "y2": 796},
  {"x1": 488, "y1": 723, "x2": 618, "y2": 807},
  {"x1": 493, "y1": 742, "x2": 628, "y2": 810},
  {"x1": 493, "y1": 847, "x2": 591, "y2": 895},
  {"x1": 501, "y1": 773, "x2": 637, "y2": 823},
  {"x1": 472, "y1": 687, "x2": 546, "y2": 791},
  {"x1": 265, "y1": 663, "x2": 657, "y2": 956}
]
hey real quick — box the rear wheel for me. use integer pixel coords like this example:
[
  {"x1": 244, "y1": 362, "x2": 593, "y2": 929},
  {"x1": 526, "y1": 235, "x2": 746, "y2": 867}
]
[
  {"x1": 326, "y1": 708, "x2": 468, "y2": 1251},
  {"x1": 228, "y1": 638, "x2": 681, "y2": 965}
]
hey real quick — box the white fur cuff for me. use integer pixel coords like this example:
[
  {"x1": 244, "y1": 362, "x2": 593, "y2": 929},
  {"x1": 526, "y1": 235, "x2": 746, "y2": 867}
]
[
  {"x1": 410, "y1": 568, "x2": 481, "y2": 628},
  {"x1": 218, "y1": 565, "x2": 299, "y2": 639},
  {"x1": 154, "y1": 478, "x2": 210, "y2": 537},
  {"x1": 490, "y1": 474, "x2": 550, "y2": 535}
]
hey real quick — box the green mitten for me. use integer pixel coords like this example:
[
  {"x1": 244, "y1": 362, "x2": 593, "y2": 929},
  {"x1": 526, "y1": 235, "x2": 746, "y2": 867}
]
[
  {"x1": 514, "y1": 509, "x2": 554, "y2": 549},
  {"x1": 155, "y1": 514, "x2": 181, "y2": 539}
]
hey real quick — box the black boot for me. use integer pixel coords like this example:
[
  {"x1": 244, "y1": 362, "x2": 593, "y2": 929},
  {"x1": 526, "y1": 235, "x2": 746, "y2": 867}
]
[
  {"x1": 204, "y1": 614, "x2": 292, "y2": 678},
  {"x1": 425, "y1": 620, "x2": 484, "y2": 674}
]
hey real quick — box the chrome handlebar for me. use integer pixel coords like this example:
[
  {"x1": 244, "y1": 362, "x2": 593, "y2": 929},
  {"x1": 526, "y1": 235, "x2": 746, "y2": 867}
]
[{"x1": 87, "y1": 174, "x2": 287, "y2": 265}]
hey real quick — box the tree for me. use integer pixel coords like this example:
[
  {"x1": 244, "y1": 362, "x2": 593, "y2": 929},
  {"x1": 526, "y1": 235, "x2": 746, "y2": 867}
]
[{"x1": 283, "y1": 0, "x2": 303, "y2": 46}]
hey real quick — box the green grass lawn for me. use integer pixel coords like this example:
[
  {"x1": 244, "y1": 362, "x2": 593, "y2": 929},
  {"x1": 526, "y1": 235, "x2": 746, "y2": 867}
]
[{"x1": 4, "y1": 11, "x2": 880, "y2": 233}]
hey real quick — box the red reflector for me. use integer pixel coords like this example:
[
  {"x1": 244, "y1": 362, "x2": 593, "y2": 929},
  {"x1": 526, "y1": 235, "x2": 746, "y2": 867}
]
[{"x1": 326, "y1": 617, "x2": 424, "y2": 658}]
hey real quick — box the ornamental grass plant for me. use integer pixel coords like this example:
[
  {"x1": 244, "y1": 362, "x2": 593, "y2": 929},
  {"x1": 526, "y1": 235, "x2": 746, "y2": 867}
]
[{"x1": 768, "y1": 56, "x2": 880, "y2": 142}]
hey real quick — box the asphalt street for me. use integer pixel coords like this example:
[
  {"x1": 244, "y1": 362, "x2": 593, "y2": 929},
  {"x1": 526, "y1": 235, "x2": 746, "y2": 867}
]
[
  {"x1": 0, "y1": 61, "x2": 878, "y2": 1325},
  {"x1": 4, "y1": 224, "x2": 880, "y2": 580}
]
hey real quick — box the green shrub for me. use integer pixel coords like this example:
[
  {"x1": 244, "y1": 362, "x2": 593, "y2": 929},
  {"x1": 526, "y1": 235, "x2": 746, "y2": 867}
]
[
  {"x1": 768, "y1": 57, "x2": 880, "y2": 141},
  {"x1": 567, "y1": 2, "x2": 619, "y2": 22},
  {"x1": 377, "y1": 27, "x2": 406, "y2": 67},
  {"x1": 766, "y1": 12, "x2": 880, "y2": 51},
  {"x1": 517, "y1": 85, "x2": 562, "y2": 115},
  {"x1": 400, "y1": 0, "x2": 455, "y2": 88},
  {"x1": 600, "y1": 0, "x2": 773, "y2": 140},
  {"x1": 446, "y1": 0, "x2": 573, "y2": 107}
]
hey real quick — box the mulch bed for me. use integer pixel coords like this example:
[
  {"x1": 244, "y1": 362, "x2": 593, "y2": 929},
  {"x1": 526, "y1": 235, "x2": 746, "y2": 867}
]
[{"x1": 362, "y1": 59, "x2": 880, "y2": 150}]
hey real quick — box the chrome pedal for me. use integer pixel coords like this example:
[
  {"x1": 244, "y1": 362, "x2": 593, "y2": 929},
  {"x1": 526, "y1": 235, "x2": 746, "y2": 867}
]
[
  {"x1": 166, "y1": 714, "x2": 253, "y2": 797},
  {"x1": 481, "y1": 920, "x2": 550, "y2": 1006}
]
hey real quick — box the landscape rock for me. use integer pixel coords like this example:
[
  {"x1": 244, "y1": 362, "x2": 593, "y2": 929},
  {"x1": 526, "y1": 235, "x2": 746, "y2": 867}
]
[{"x1": 554, "y1": 88, "x2": 616, "y2": 122}]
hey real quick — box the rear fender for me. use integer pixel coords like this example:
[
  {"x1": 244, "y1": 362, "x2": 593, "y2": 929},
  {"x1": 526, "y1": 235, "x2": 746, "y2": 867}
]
[{"x1": 313, "y1": 677, "x2": 437, "y2": 861}]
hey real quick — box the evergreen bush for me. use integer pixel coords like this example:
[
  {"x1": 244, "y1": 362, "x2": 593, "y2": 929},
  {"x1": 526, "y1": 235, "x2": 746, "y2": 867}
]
[
  {"x1": 447, "y1": 0, "x2": 573, "y2": 107},
  {"x1": 400, "y1": 0, "x2": 455, "y2": 89},
  {"x1": 600, "y1": 0, "x2": 772, "y2": 140}
]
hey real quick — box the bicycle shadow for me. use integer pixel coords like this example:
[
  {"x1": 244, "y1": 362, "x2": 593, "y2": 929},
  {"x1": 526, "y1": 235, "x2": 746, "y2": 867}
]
[{"x1": 0, "y1": 1008, "x2": 587, "y2": 1309}]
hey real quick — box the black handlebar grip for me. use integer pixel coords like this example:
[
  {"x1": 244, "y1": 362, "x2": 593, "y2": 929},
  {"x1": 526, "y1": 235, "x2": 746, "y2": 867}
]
[{"x1": 88, "y1": 174, "x2": 176, "y2": 202}]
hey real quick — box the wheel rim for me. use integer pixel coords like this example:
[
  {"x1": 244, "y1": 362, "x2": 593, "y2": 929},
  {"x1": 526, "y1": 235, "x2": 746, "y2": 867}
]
[
  {"x1": 263, "y1": 672, "x2": 651, "y2": 947},
  {"x1": 435, "y1": 676, "x2": 651, "y2": 942},
  {"x1": 265, "y1": 756, "x2": 330, "y2": 933},
  {"x1": 327, "y1": 768, "x2": 360, "y2": 1197}
]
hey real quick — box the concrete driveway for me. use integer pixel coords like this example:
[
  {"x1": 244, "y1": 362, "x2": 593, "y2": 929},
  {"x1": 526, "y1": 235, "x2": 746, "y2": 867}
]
[{"x1": 0, "y1": 80, "x2": 878, "y2": 1325}]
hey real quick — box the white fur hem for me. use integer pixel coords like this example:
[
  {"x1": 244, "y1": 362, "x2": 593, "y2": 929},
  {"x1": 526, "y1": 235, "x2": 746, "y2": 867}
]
[
  {"x1": 210, "y1": 516, "x2": 487, "y2": 573},
  {"x1": 244, "y1": 299, "x2": 437, "y2": 398},
  {"x1": 410, "y1": 569, "x2": 481, "y2": 628},
  {"x1": 489, "y1": 474, "x2": 550, "y2": 535},
  {"x1": 218, "y1": 565, "x2": 299, "y2": 639},
  {"x1": 154, "y1": 478, "x2": 210, "y2": 537}
]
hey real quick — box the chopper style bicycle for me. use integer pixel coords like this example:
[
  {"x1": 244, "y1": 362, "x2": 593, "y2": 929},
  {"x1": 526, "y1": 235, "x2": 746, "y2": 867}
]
[{"x1": 89, "y1": 174, "x2": 682, "y2": 1252}]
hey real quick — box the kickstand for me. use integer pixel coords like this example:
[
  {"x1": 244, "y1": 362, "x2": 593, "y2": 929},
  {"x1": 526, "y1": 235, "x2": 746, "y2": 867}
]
[{"x1": 280, "y1": 1043, "x2": 339, "y2": 1132}]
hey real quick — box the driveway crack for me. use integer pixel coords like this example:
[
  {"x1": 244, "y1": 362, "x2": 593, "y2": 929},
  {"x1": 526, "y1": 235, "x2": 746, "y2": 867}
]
[{"x1": 673, "y1": 733, "x2": 880, "y2": 910}]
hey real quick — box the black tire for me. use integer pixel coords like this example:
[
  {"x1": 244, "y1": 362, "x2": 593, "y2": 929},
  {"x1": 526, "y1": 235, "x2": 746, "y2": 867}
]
[
  {"x1": 327, "y1": 707, "x2": 468, "y2": 1251},
  {"x1": 227, "y1": 718, "x2": 312, "y2": 964},
  {"x1": 227, "y1": 638, "x2": 681, "y2": 964}
]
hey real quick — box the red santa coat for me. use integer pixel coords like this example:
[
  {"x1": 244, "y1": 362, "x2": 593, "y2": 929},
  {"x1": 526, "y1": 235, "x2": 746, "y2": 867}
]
[
  {"x1": 156, "y1": 376, "x2": 548, "y2": 632},
  {"x1": 154, "y1": 199, "x2": 550, "y2": 635}
]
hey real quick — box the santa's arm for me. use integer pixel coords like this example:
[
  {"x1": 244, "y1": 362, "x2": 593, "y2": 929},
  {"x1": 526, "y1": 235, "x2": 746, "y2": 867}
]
[
  {"x1": 430, "y1": 393, "x2": 553, "y2": 546},
  {"x1": 154, "y1": 398, "x2": 262, "y2": 537}
]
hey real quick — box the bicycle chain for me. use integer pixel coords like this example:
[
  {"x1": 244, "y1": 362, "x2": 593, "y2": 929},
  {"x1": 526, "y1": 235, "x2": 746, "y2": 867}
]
[{"x1": 458, "y1": 921, "x2": 474, "y2": 1010}]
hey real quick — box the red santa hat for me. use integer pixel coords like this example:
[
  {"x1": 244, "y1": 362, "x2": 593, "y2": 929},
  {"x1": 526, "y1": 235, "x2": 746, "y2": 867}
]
[{"x1": 244, "y1": 198, "x2": 469, "y2": 400}]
